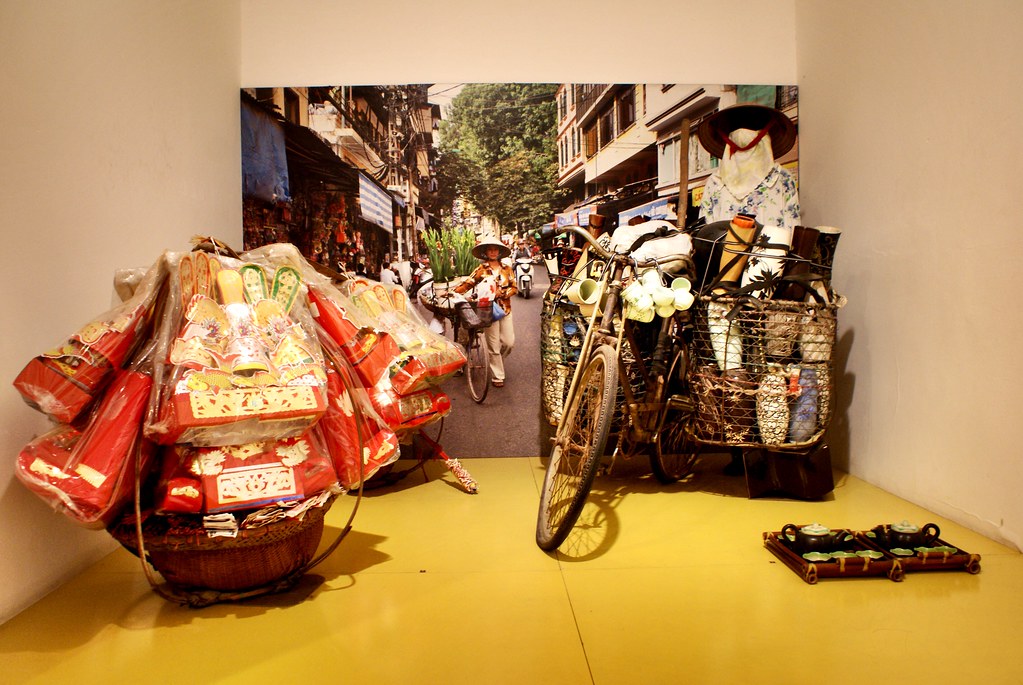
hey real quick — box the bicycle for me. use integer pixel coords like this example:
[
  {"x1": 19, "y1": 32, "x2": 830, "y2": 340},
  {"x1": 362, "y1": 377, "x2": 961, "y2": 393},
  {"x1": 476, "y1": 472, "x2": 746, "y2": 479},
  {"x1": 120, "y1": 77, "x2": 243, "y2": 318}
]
[
  {"x1": 535, "y1": 223, "x2": 699, "y2": 551},
  {"x1": 419, "y1": 285, "x2": 492, "y2": 404},
  {"x1": 536, "y1": 219, "x2": 843, "y2": 550}
]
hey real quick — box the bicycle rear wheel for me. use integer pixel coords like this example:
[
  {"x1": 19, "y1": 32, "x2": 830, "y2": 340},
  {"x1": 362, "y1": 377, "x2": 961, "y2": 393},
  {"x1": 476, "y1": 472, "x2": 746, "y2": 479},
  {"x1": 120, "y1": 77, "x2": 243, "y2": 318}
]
[
  {"x1": 650, "y1": 347, "x2": 700, "y2": 483},
  {"x1": 465, "y1": 328, "x2": 490, "y2": 403},
  {"x1": 536, "y1": 344, "x2": 618, "y2": 551}
]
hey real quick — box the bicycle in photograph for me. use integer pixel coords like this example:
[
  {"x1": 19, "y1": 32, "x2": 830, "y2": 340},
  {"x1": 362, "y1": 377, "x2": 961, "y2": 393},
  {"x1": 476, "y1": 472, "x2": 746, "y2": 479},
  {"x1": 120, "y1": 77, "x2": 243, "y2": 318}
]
[
  {"x1": 535, "y1": 223, "x2": 699, "y2": 551},
  {"x1": 416, "y1": 281, "x2": 494, "y2": 404},
  {"x1": 447, "y1": 299, "x2": 492, "y2": 403}
]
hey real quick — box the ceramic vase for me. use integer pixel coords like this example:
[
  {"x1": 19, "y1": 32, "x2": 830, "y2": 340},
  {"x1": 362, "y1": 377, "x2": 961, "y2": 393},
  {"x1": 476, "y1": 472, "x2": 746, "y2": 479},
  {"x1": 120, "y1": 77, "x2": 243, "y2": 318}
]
[
  {"x1": 772, "y1": 225, "x2": 819, "y2": 301},
  {"x1": 714, "y1": 215, "x2": 757, "y2": 290},
  {"x1": 764, "y1": 309, "x2": 800, "y2": 359},
  {"x1": 799, "y1": 311, "x2": 835, "y2": 362},
  {"x1": 706, "y1": 300, "x2": 742, "y2": 371},
  {"x1": 756, "y1": 364, "x2": 789, "y2": 445},
  {"x1": 693, "y1": 365, "x2": 722, "y2": 440},
  {"x1": 721, "y1": 369, "x2": 755, "y2": 443},
  {"x1": 809, "y1": 225, "x2": 842, "y2": 301},
  {"x1": 788, "y1": 367, "x2": 819, "y2": 443},
  {"x1": 741, "y1": 224, "x2": 793, "y2": 298},
  {"x1": 812, "y1": 226, "x2": 842, "y2": 285},
  {"x1": 813, "y1": 363, "x2": 832, "y2": 429}
]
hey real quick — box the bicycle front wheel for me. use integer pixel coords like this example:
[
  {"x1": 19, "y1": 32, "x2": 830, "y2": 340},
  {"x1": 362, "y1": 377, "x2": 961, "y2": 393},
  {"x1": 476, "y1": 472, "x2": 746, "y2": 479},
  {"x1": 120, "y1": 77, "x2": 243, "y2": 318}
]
[
  {"x1": 536, "y1": 344, "x2": 618, "y2": 551},
  {"x1": 465, "y1": 328, "x2": 490, "y2": 403}
]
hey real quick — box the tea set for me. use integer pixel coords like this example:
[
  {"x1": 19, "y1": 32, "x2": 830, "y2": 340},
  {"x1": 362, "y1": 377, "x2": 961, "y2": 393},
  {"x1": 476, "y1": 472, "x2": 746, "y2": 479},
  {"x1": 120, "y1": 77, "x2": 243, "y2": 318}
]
[{"x1": 781, "y1": 520, "x2": 951, "y2": 561}]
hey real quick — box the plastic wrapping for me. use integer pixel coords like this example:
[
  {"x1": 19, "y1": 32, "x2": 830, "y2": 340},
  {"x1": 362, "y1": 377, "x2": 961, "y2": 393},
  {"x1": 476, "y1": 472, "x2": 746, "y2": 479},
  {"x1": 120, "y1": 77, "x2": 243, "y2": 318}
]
[
  {"x1": 13, "y1": 254, "x2": 168, "y2": 424},
  {"x1": 315, "y1": 318, "x2": 442, "y2": 449},
  {"x1": 145, "y1": 250, "x2": 327, "y2": 446},
  {"x1": 153, "y1": 429, "x2": 338, "y2": 515},
  {"x1": 247, "y1": 243, "x2": 465, "y2": 397},
  {"x1": 12, "y1": 240, "x2": 463, "y2": 560},
  {"x1": 312, "y1": 279, "x2": 465, "y2": 396},
  {"x1": 14, "y1": 356, "x2": 156, "y2": 528},
  {"x1": 319, "y1": 352, "x2": 399, "y2": 489}
]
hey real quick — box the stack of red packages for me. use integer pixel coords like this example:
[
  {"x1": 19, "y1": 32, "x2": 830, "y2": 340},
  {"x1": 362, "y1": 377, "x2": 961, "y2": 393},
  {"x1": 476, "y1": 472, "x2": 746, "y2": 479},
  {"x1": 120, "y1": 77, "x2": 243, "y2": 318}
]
[
  {"x1": 13, "y1": 255, "x2": 167, "y2": 424},
  {"x1": 307, "y1": 282, "x2": 456, "y2": 434},
  {"x1": 153, "y1": 429, "x2": 339, "y2": 514},
  {"x1": 15, "y1": 365, "x2": 154, "y2": 528},
  {"x1": 145, "y1": 252, "x2": 328, "y2": 447}
]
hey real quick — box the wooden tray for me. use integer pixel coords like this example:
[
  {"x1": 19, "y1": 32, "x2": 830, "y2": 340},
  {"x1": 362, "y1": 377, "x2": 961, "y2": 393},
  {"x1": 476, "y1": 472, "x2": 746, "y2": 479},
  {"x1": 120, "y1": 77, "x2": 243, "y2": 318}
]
[
  {"x1": 855, "y1": 527, "x2": 982, "y2": 575},
  {"x1": 763, "y1": 531, "x2": 904, "y2": 584}
]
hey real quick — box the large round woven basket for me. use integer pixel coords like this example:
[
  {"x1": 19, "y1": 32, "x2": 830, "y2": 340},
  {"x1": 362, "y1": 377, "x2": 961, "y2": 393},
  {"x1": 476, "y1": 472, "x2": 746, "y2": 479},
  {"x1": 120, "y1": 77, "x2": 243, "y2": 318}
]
[{"x1": 110, "y1": 498, "x2": 334, "y2": 594}]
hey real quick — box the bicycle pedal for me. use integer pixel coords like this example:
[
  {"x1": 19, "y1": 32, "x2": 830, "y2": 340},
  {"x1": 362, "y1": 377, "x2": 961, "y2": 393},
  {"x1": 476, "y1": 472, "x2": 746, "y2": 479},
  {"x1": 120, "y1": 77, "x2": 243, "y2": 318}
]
[{"x1": 666, "y1": 394, "x2": 695, "y2": 412}]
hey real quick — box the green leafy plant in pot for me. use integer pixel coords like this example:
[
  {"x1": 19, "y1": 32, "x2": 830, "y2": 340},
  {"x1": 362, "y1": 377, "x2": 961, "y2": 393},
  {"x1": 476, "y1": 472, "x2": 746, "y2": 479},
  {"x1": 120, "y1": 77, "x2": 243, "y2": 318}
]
[
  {"x1": 423, "y1": 226, "x2": 455, "y2": 288},
  {"x1": 451, "y1": 226, "x2": 478, "y2": 279}
]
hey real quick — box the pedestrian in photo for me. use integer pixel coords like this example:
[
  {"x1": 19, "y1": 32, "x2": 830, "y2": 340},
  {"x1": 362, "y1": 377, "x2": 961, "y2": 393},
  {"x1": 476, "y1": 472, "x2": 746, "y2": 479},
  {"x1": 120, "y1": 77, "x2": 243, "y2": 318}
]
[
  {"x1": 379, "y1": 262, "x2": 402, "y2": 288},
  {"x1": 453, "y1": 234, "x2": 517, "y2": 387},
  {"x1": 512, "y1": 238, "x2": 532, "y2": 262}
]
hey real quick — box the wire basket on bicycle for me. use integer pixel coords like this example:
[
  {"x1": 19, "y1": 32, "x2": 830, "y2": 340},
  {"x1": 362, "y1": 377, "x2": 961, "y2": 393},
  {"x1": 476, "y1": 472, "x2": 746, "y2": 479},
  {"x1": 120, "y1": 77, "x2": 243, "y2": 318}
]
[{"x1": 685, "y1": 217, "x2": 844, "y2": 451}]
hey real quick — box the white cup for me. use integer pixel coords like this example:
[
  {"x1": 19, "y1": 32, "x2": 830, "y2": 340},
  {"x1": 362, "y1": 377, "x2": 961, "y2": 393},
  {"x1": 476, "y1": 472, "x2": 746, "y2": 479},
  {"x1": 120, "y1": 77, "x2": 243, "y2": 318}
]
[
  {"x1": 651, "y1": 285, "x2": 675, "y2": 307},
  {"x1": 640, "y1": 268, "x2": 662, "y2": 288}
]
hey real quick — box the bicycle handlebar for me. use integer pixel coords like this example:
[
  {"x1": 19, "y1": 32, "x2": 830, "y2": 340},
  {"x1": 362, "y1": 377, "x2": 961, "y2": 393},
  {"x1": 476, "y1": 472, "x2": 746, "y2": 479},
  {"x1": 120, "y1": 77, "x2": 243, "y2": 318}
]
[{"x1": 540, "y1": 224, "x2": 694, "y2": 271}]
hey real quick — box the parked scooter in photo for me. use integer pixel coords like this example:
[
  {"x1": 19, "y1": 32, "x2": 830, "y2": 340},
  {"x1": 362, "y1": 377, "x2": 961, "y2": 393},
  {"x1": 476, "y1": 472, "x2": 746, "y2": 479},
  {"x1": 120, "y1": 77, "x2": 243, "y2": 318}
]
[{"x1": 514, "y1": 257, "x2": 534, "y2": 299}]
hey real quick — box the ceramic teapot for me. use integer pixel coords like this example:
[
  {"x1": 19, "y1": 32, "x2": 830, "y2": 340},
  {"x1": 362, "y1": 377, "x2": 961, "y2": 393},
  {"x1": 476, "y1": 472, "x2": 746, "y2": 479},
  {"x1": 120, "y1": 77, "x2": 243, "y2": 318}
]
[
  {"x1": 781, "y1": 523, "x2": 850, "y2": 553},
  {"x1": 886, "y1": 520, "x2": 940, "y2": 549}
]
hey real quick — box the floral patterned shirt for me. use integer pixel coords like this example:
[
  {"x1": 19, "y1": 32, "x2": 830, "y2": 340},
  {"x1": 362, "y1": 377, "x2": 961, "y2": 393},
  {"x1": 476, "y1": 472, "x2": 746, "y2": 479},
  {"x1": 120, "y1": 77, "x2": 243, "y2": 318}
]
[
  {"x1": 453, "y1": 260, "x2": 518, "y2": 313},
  {"x1": 699, "y1": 165, "x2": 800, "y2": 229}
]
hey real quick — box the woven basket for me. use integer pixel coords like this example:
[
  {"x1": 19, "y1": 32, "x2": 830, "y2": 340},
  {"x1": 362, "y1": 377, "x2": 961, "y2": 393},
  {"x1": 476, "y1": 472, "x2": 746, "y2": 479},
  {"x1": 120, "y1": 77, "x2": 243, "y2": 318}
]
[
  {"x1": 110, "y1": 497, "x2": 334, "y2": 594},
  {"x1": 688, "y1": 296, "x2": 840, "y2": 450}
]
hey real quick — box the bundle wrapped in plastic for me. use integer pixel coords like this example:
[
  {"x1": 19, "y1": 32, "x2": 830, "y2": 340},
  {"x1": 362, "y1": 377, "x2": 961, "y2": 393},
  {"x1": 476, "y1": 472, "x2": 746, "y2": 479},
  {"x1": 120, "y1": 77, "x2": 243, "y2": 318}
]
[
  {"x1": 308, "y1": 291, "x2": 453, "y2": 434},
  {"x1": 241, "y1": 244, "x2": 454, "y2": 435},
  {"x1": 14, "y1": 352, "x2": 156, "y2": 528},
  {"x1": 146, "y1": 250, "x2": 327, "y2": 446},
  {"x1": 319, "y1": 348, "x2": 400, "y2": 489},
  {"x1": 13, "y1": 255, "x2": 168, "y2": 424},
  {"x1": 341, "y1": 279, "x2": 466, "y2": 394},
  {"x1": 308, "y1": 280, "x2": 464, "y2": 396},
  {"x1": 153, "y1": 427, "x2": 338, "y2": 515}
]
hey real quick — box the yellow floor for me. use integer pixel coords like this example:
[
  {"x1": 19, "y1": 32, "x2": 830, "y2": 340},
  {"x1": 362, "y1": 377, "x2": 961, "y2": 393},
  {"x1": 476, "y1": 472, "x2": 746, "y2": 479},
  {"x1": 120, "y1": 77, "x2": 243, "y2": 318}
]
[{"x1": 2, "y1": 455, "x2": 1021, "y2": 685}]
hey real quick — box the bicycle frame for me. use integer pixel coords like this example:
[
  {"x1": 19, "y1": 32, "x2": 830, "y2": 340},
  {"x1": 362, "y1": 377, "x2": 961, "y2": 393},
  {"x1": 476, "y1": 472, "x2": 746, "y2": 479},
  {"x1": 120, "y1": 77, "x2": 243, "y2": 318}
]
[{"x1": 547, "y1": 225, "x2": 693, "y2": 455}]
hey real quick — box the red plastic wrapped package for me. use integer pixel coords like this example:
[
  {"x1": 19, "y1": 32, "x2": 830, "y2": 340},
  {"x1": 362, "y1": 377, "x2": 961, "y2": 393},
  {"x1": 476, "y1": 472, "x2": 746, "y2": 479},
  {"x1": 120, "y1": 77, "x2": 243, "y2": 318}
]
[
  {"x1": 309, "y1": 284, "x2": 464, "y2": 396},
  {"x1": 15, "y1": 367, "x2": 155, "y2": 528},
  {"x1": 13, "y1": 257, "x2": 166, "y2": 423},
  {"x1": 308, "y1": 286, "x2": 403, "y2": 388},
  {"x1": 147, "y1": 256, "x2": 327, "y2": 446},
  {"x1": 154, "y1": 430, "x2": 338, "y2": 515},
  {"x1": 319, "y1": 357, "x2": 399, "y2": 489}
]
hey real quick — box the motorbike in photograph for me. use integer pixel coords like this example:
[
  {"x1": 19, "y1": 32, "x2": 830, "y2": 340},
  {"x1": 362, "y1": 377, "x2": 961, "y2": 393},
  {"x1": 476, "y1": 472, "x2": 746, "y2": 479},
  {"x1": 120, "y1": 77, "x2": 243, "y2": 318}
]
[{"x1": 514, "y1": 257, "x2": 534, "y2": 299}]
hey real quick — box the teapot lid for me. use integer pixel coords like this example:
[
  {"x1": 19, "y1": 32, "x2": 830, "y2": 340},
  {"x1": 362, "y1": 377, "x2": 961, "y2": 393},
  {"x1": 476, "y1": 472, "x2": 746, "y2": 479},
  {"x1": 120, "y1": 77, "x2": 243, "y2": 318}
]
[
  {"x1": 800, "y1": 522, "x2": 831, "y2": 536},
  {"x1": 891, "y1": 520, "x2": 919, "y2": 533}
]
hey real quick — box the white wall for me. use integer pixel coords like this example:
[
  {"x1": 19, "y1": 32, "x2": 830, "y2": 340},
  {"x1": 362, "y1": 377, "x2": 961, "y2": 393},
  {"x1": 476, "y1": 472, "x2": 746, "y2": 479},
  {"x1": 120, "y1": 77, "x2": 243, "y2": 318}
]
[
  {"x1": 0, "y1": 0, "x2": 241, "y2": 623},
  {"x1": 795, "y1": 0, "x2": 1023, "y2": 549},
  {"x1": 239, "y1": 0, "x2": 796, "y2": 86}
]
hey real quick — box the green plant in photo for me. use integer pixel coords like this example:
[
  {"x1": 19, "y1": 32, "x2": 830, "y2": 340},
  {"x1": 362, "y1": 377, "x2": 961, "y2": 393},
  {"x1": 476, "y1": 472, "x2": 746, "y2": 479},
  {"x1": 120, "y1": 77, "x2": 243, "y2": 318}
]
[
  {"x1": 452, "y1": 226, "x2": 478, "y2": 278},
  {"x1": 423, "y1": 226, "x2": 454, "y2": 284}
]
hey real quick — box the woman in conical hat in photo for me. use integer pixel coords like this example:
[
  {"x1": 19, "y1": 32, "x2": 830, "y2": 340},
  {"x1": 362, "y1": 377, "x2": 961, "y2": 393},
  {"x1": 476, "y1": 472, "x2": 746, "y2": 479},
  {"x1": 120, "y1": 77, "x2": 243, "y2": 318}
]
[{"x1": 453, "y1": 234, "x2": 518, "y2": 387}]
